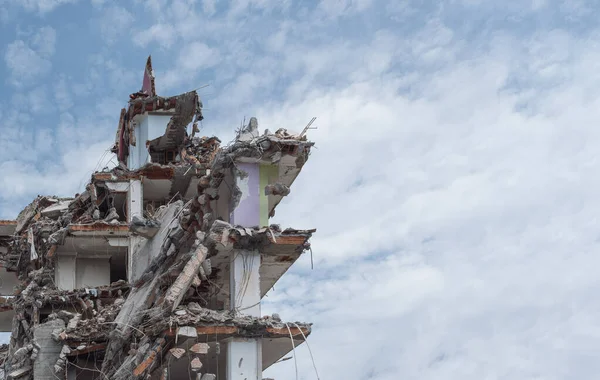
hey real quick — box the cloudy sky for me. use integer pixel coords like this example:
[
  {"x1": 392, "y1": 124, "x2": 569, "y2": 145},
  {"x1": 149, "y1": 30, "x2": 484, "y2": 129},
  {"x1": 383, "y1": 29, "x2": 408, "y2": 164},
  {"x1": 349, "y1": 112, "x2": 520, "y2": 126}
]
[{"x1": 2, "y1": 0, "x2": 600, "y2": 378}]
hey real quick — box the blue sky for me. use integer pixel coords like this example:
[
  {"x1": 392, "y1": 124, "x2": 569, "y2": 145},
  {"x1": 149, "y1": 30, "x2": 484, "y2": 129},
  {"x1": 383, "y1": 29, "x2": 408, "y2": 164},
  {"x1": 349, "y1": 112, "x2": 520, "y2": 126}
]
[{"x1": 3, "y1": 0, "x2": 600, "y2": 379}]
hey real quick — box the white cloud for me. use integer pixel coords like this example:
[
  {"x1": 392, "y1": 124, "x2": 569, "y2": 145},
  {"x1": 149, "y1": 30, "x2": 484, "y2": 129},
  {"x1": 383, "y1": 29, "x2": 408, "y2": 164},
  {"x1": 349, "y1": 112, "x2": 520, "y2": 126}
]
[
  {"x1": 90, "y1": 0, "x2": 106, "y2": 7},
  {"x1": 317, "y1": 0, "x2": 374, "y2": 18},
  {"x1": 4, "y1": 25, "x2": 56, "y2": 87},
  {"x1": 54, "y1": 76, "x2": 73, "y2": 111},
  {"x1": 132, "y1": 23, "x2": 177, "y2": 49},
  {"x1": 30, "y1": 25, "x2": 56, "y2": 56},
  {"x1": 160, "y1": 42, "x2": 221, "y2": 89},
  {"x1": 12, "y1": 0, "x2": 77, "y2": 13},
  {"x1": 4, "y1": 41, "x2": 51, "y2": 86},
  {"x1": 202, "y1": 0, "x2": 216, "y2": 15},
  {"x1": 179, "y1": 42, "x2": 221, "y2": 71},
  {"x1": 97, "y1": 5, "x2": 135, "y2": 43}
]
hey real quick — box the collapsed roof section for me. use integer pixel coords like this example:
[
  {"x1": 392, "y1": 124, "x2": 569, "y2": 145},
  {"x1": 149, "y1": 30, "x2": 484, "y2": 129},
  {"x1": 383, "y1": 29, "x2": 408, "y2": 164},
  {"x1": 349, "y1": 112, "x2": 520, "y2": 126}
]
[{"x1": 0, "y1": 56, "x2": 317, "y2": 379}]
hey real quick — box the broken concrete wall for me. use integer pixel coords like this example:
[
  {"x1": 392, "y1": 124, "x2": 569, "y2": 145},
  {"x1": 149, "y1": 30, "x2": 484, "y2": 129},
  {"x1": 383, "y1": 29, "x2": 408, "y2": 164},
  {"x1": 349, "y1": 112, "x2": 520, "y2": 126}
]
[
  {"x1": 132, "y1": 114, "x2": 174, "y2": 169},
  {"x1": 75, "y1": 258, "x2": 111, "y2": 289},
  {"x1": 56, "y1": 257, "x2": 111, "y2": 291},
  {"x1": 130, "y1": 201, "x2": 182, "y2": 282},
  {"x1": 55, "y1": 256, "x2": 76, "y2": 291},
  {"x1": 33, "y1": 319, "x2": 65, "y2": 380}
]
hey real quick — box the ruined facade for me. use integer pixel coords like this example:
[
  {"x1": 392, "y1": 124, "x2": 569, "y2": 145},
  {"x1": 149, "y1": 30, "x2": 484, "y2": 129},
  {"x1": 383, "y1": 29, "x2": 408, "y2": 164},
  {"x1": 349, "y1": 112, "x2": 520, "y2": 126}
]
[{"x1": 0, "y1": 57, "x2": 315, "y2": 379}]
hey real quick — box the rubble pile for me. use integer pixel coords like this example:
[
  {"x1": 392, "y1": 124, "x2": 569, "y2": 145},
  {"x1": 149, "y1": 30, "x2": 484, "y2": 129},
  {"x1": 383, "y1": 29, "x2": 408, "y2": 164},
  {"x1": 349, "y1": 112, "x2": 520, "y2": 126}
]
[{"x1": 180, "y1": 136, "x2": 221, "y2": 169}]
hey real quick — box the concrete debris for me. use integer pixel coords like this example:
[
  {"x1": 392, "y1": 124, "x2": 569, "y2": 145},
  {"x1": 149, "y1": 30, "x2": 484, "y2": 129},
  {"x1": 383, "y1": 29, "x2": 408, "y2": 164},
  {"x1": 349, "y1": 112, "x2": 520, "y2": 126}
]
[
  {"x1": 264, "y1": 183, "x2": 291, "y2": 196},
  {"x1": 7, "y1": 366, "x2": 31, "y2": 379},
  {"x1": 129, "y1": 215, "x2": 161, "y2": 238},
  {"x1": 189, "y1": 343, "x2": 209, "y2": 354},
  {"x1": 104, "y1": 207, "x2": 119, "y2": 222},
  {"x1": 33, "y1": 319, "x2": 65, "y2": 380},
  {"x1": 177, "y1": 326, "x2": 198, "y2": 340},
  {"x1": 190, "y1": 357, "x2": 203, "y2": 371},
  {"x1": 0, "y1": 57, "x2": 316, "y2": 380},
  {"x1": 168, "y1": 348, "x2": 185, "y2": 360}
]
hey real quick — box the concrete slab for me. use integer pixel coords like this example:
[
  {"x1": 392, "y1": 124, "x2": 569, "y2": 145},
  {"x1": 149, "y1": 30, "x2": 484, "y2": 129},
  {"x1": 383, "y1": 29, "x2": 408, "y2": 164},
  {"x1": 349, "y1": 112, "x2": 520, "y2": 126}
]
[
  {"x1": 0, "y1": 267, "x2": 19, "y2": 296},
  {"x1": 0, "y1": 309, "x2": 14, "y2": 332}
]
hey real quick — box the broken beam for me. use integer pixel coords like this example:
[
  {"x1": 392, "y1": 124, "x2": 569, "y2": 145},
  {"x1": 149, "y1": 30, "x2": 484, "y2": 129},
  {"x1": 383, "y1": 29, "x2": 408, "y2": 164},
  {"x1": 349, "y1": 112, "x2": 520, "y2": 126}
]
[
  {"x1": 162, "y1": 325, "x2": 310, "y2": 339},
  {"x1": 162, "y1": 245, "x2": 208, "y2": 313},
  {"x1": 92, "y1": 166, "x2": 175, "y2": 182},
  {"x1": 268, "y1": 234, "x2": 310, "y2": 246},
  {"x1": 133, "y1": 338, "x2": 167, "y2": 377},
  {"x1": 69, "y1": 224, "x2": 129, "y2": 233},
  {"x1": 67, "y1": 343, "x2": 107, "y2": 357}
]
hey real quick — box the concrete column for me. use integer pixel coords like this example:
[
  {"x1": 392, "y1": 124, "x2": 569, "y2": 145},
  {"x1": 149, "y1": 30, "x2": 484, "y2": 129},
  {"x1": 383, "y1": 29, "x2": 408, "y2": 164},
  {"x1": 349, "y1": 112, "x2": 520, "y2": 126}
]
[
  {"x1": 128, "y1": 179, "x2": 143, "y2": 282},
  {"x1": 227, "y1": 162, "x2": 272, "y2": 380},
  {"x1": 128, "y1": 120, "x2": 142, "y2": 170},
  {"x1": 230, "y1": 249, "x2": 261, "y2": 316},
  {"x1": 227, "y1": 339, "x2": 262, "y2": 380},
  {"x1": 128, "y1": 179, "x2": 143, "y2": 222}
]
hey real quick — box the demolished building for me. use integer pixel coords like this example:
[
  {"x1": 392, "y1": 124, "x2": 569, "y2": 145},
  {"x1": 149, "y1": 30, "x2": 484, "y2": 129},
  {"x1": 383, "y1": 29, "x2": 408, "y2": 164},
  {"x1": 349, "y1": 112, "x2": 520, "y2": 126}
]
[{"x1": 0, "y1": 56, "x2": 315, "y2": 379}]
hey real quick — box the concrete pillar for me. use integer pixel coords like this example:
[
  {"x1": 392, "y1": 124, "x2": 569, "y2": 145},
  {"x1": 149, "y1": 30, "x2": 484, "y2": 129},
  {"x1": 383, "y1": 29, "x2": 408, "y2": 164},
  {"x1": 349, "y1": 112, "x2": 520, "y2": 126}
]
[
  {"x1": 128, "y1": 119, "x2": 143, "y2": 170},
  {"x1": 227, "y1": 162, "x2": 277, "y2": 379},
  {"x1": 128, "y1": 179, "x2": 143, "y2": 282},
  {"x1": 230, "y1": 249, "x2": 261, "y2": 316},
  {"x1": 227, "y1": 339, "x2": 262, "y2": 380},
  {"x1": 128, "y1": 179, "x2": 143, "y2": 222}
]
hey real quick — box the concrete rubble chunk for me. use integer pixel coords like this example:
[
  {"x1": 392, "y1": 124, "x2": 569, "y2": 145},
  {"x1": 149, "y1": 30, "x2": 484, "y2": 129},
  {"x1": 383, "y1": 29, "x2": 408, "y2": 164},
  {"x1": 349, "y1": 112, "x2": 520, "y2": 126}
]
[
  {"x1": 190, "y1": 357, "x2": 203, "y2": 372},
  {"x1": 169, "y1": 347, "x2": 186, "y2": 360},
  {"x1": 191, "y1": 275, "x2": 202, "y2": 287},
  {"x1": 189, "y1": 343, "x2": 209, "y2": 354},
  {"x1": 130, "y1": 215, "x2": 161, "y2": 238},
  {"x1": 201, "y1": 258, "x2": 212, "y2": 276},
  {"x1": 8, "y1": 366, "x2": 32, "y2": 378},
  {"x1": 66, "y1": 313, "x2": 81, "y2": 330},
  {"x1": 264, "y1": 183, "x2": 291, "y2": 196},
  {"x1": 60, "y1": 345, "x2": 71, "y2": 357},
  {"x1": 41, "y1": 201, "x2": 71, "y2": 218},
  {"x1": 177, "y1": 326, "x2": 197, "y2": 339},
  {"x1": 104, "y1": 207, "x2": 119, "y2": 222},
  {"x1": 48, "y1": 227, "x2": 68, "y2": 245}
]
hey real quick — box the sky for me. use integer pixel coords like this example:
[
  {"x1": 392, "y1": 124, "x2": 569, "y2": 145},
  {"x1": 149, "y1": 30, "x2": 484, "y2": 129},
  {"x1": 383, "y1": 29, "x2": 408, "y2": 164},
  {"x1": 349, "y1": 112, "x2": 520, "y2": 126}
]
[{"x1": 2, "y1": 0, "x2": 600, "y2": 379}]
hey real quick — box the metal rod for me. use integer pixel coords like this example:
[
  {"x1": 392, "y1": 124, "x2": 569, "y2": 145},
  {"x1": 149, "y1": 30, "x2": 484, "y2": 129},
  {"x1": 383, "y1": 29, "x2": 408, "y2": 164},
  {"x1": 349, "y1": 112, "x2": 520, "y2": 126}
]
[{"x1": 299, "y1": 117, "x2": 317, "y2": 138}]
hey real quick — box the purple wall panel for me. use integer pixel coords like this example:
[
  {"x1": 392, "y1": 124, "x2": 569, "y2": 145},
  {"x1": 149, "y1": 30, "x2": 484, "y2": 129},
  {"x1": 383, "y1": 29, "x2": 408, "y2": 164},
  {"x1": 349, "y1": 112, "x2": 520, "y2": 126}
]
[{"x1": 230, "y1": 163, "x2": 260, "y2": 227}]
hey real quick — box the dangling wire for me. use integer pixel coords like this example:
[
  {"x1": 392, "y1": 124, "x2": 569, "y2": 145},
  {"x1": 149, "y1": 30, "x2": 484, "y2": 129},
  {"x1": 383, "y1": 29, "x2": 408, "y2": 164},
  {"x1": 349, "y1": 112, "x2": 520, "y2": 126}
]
[
  {"x1": 293, "y1": 322, "x2": 321, "y2": 379},
  {"x1": 285, "y1": 322, "x2": 299, "y2": 380}
]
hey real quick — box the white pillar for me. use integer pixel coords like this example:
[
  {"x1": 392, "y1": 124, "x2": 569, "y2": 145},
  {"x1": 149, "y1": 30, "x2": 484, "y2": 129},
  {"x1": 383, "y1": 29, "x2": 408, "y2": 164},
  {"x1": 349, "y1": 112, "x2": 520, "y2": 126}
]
[
  {"x1": 228, "y1": 249, "x2": 262, "y2": 379},
  {"x1": 127, "y1": 179, "x2": 143, "y2": 282},
  {"x1": 227, "y1": 162, "x2": 264, "y2": 380},
  {"x1": 230, "y1": 249, "x2": 261, "y2": 316},
  {"x1": 227, "y1": 339, "x2": 262, "y2": 380}
]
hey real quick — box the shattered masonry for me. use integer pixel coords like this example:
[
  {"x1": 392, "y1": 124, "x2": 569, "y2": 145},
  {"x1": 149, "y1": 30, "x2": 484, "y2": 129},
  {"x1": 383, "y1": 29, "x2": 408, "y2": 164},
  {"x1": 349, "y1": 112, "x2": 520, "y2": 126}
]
[{"x1": 0, "y1": 56, "x2": 315, "y2": 380}]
